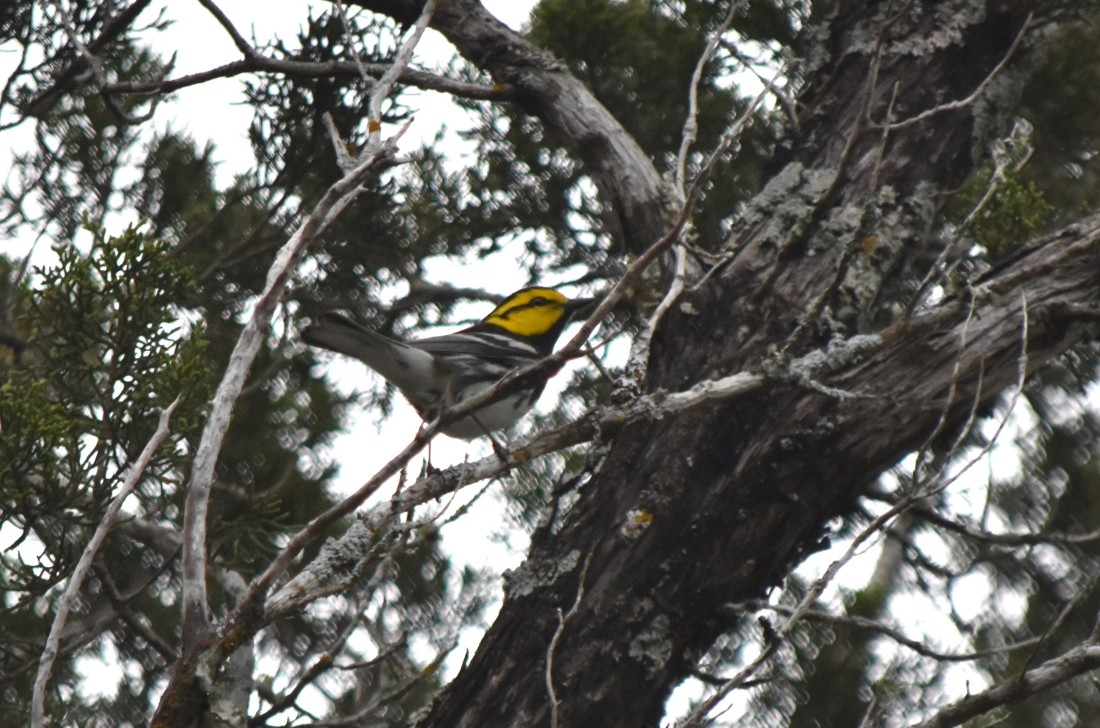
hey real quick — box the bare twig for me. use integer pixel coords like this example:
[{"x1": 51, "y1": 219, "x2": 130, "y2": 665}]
[
  {"x1": 909, "y1": 295, "x2": 980, "y2": 487},
  {"x1": 331, "y1": 0, "x2": 372, "y2": 85},
  {"x1": 91, "y1": 562, "x2": 177, "y2": 659},
  {"x1": 884, "y1": 500, "x2": 1100, "y2": 547},
  {"x1": 857, "y1": 692, "x2": 879, "y2": 728},
  {"x1": 44, "y1": 0, "x2": 157, "y2": 124},
  {"x1": 719, "y1": 39, "x2": 797, "y2": 127},
  {"x1": 623, "y1": 6, "x2": 764, "y2": 377},
  {"x1": 304, "y1": 648, "x2": 450, "y2": 727},
  {"x1": 625, "y1": 60, "x2": 785, "y2": 381},
  {"x1": 676, "y1": 2, "x2": 739, "y2": 199},
  {"x1": 253, "y1": 652, "x2": 340, "y2": 724},
  {"x1": 916, "y1": 292, "x2": 1029, "y2": 499},
  {"x1": 913, "y1": 643, "x2": 1100, "y2": 728},
  {"x1": 22, "y1": 0, "x2": 154, "y2": 118},
  {"x1": 323, "y1": 112, "x2": 358, "y2": 173},
  {"x1": 99, "y1": 57, "x2": 502, "y2": 101},
  {"x1": 46, "y1": 0, "x2": 103, "y2": 84},
  {"x1": 31, "y1": 397, "x2": 180, "y2": 728},
  {"x1": 907, "y1": 119, "x2": 1034, "y2": 313},
  {"x1": 195, "y1": 0, "x2": 254, "y2": 57},
  {"x1": 626, "y1": 243, "x2": 688, "y2": 384},
  {"x1": 367, "y1": 0, "x2": 437, "y2": 144},
  {"x1": 688, "y1": 61, "x2": 790, "y2": 294},
  {"x1": 547, "y1": 554, "x2": 593, "y2": 728},
  {"x1": 877, "y1": 14, "x2": 1032, "y2": 131},
  {"x1": 736, "y1": 578, "x2": 1092, "y2": 664}
]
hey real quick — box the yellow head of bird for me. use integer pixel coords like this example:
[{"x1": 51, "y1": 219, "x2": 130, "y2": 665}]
[{"x1": 482, "y1": 287, "x2": 573, "y2": 337}]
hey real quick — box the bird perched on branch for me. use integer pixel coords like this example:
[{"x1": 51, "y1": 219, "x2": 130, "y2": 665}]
[{"x1": 302, "y1": 286, "x2": 597, "y2": 440}]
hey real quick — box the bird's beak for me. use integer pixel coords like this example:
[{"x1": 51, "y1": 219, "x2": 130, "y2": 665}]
[{"x1": 566, "y1": 296, "x2": 599, "y2": 320}]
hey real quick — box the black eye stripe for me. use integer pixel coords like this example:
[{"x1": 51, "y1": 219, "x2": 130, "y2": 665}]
[{"x1": 499, "y1": 296, "x2": 557, "y2": 317}]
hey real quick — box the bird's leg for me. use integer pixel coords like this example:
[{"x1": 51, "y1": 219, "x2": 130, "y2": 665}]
[
  {"x1": 416, "y1": 417, "x2": 440, "y2": 475},
  {"x1": 419, "y1": 379, "x2": 463, "y2": 474},
  {"x1": 473, "y1": 414, "x2": 512, "y2": 470},
  {"x1": 425, "y1": 438, "x2": 438, "y2": 476}
]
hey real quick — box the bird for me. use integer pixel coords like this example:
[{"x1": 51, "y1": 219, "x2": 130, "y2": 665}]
[{"x1": 302, "y1": 286, "x2": 597, "y2": 440}]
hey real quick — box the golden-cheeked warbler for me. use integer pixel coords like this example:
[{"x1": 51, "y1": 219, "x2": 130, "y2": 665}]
[{"x1": 302, "y1": 287, "x2": 596, "y2": 439}]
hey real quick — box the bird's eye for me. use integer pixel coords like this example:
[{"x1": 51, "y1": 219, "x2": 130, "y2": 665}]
[{"x1": 530, "y1": 296, "x2": 549, "y2": 306}]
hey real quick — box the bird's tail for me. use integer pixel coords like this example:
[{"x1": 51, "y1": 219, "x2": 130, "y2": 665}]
[{"x1": 302, "y1": 313, "x2": 438, "y2": 405}]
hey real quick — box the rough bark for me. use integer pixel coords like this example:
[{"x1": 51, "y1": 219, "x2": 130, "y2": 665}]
[{"x1": 406, "y1": 2, "x2": 1100, "y2": 726}]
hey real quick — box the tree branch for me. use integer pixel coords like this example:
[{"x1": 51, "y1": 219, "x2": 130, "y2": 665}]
[
  {"x1": 352, "y1": 0, "x2": 668, "y2": 253},
  {"x1": 98, "y1": 56, "x2": 505, "y2": 101},
  {"x1": 195, "y1": 0, "x2": 255, "y2": 58},
  {"x1": 913, "y1": 642, "x2": 1100, "y2": 728},
  {"x1": 31, "y1": 397, "x2": 179, "y2": 728}
]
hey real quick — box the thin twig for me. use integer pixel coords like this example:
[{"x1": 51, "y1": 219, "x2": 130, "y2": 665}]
[
  {"x1": 547, "y1": 554, "x2": 593, "y2": 728},
  {"x1": 195, "y1": 0, "x2": 255, "y2": 57},
  {"x1": 91, "y1": 562, "x2": 177, "y2": 659},
  {"x1": 907, "y1": 121, "x2": 1033, "y2": 313},
  {"x1": 625, "y1": 60, "x2": 785, "y2": 380},
  {"x1": 31, "y1": 397, "x2": 180, "y2": 728},
  {"x1": 909, "y1": 294, "x2": 979, "y2": 489},
  {"x1": 688, "y1": 60, "x2": 790, "y2": 294},
  {"x1": 857, "y1": 692, "x2": 879, "y2": 728},
  {"x1": 21, "y1": 0, "x2": 154, "y2": 118},
  {"x1": 625, "y1": 242, "x2": 688, "y2": 384},
  {"x1": 876, "y1": 14, "x2": 1032, "y2": 131},
  {"x1": 875, "y1": 497, "x2": 1100, "y2": 547},
  {"x1": 914, "y1": 643, "x2": 1100, "y2": 728},
  {"x1": 917, "y1": 292, "x2": 1029, "y2": 499},
  {"x1": 45, "y1": 0, "x2": 156, "y2": 124},
  {"x1": 99, "y1": 57, "x2": 502, "y2": 101},
  {"x1": 676, "y1": 2, "x2": 739, "y2": 200},
  {"x1": 736, "y1": 578, "x2": 1092, "y2": 664},
  {"x1": 719, "y1": 39, "x2": 797, "y2": 127},
  {"x1": 652, "y1": 2, "x2": 740, "y2": 373},
  {"x1": 331, "y1": 0, "x2": 372, "y2": 85},
  {"x1": 367, "y1": 0, "x2": 437, "y2": 144},
  {"x1": 253, "y1": 651, "x2": 340, "y2": 724}
]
